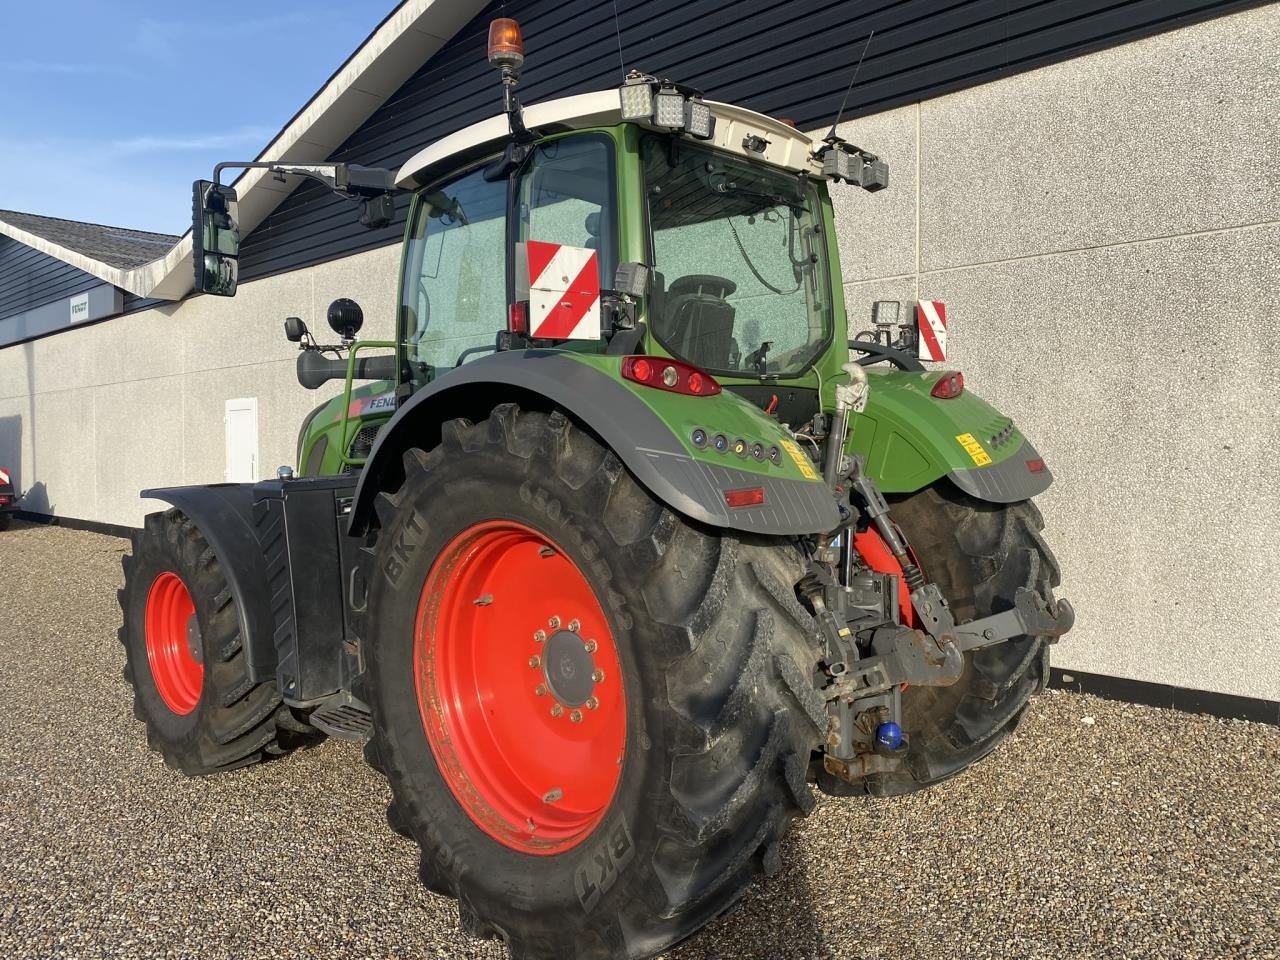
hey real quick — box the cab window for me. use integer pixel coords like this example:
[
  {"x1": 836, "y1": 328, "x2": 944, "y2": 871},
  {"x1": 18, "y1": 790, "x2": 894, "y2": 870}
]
[
  {"x1": 401, "y1": 166, "x2": 507, "y2": 381},
  {"x1": 515, "y1": 134, "x2": 616, "y2": 289}
]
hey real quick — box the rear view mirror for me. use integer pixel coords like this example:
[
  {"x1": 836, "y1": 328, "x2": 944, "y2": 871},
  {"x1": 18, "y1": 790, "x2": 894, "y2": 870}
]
[
  {"x1": 192, "y1": 180, "x2": 240, "y2": 296},
  {"x1": 283, "y1": 317, "x2": 308, "y2": 343}
]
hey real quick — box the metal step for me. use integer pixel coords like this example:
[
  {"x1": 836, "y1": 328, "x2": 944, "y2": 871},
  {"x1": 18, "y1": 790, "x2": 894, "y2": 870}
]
[{"x1": 309, "y1": 695, "x2": 373, "y2": 742}]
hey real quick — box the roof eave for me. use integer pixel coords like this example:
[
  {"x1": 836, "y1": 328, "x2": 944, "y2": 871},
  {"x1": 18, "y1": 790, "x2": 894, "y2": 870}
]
[{"x1": 4, "y1": 0, "x2": 486, "y2": 303}]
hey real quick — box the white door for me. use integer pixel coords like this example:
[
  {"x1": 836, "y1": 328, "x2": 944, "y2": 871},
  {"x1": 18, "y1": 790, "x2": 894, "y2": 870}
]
[{"x1": 224, "y1": 398, "x2": 259, "y2": 482}]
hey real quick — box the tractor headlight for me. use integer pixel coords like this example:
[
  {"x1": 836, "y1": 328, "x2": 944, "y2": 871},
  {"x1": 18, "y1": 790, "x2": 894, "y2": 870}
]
[
  {"x1": 684, "y1": 98, "x2": 714, "y2": 139},
  {"x1": 654, "y1": 85, "x2": 687, "y2": 128},
  {"x1": 619, "y1": 78, "x2": 654, "y2": 120}
]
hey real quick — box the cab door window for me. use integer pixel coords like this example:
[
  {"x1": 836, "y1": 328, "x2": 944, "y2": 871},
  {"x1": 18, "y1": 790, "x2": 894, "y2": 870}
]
[
  {"x1": 515, "y1": 134, "x2": 617, "y2": 290},
  {"x1": 401, "y1": 166, "x2": 507, "y2": 380}
]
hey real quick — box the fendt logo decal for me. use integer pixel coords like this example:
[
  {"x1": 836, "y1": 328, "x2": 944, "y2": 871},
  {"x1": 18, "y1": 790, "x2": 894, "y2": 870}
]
[
  {"x1": 917, "y1": 300, "x2": 947, "y2": 362},
  {"x1": 347, "y1": 392, "x2": 397, "y2": 418},
  {"x1": 527, "y1": 240, "x2": 601, "y2": 340}
]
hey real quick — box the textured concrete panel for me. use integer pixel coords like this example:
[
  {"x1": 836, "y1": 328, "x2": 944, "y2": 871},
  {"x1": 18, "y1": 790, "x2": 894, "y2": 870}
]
[
  {"x1": 180, "y1": 360, "x2": 350, "y2": 488},
  {"x1": 31, "y1": 389, "x2": 97, "y2": 519},
  {"x1": 93, "y1": 379, "x2": 185, "y2": 528},
  {"x1": 823, "y1": 104, "x2": 918, "y2": 284},
  {"x1": 930, "y1": 225, "x2": 1279, "y2": 701},
  {"x1": 919, "y1": 5, "x2": 1280, "y2": 271}
]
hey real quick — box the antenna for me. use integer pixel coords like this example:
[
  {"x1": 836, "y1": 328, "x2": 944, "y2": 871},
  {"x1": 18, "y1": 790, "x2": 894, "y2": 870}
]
[
  {"x1": 824, "y1": 29, "x2": 875, "y2": 142},
  {"x1": 610, "y1": 0, "x2": 627, "y2": 83}
]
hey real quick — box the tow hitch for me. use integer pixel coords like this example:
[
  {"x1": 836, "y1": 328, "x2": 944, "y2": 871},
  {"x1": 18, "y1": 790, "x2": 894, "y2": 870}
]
[{"x1": 809, "y1": 364, "x2": 1074, "y2": 784}]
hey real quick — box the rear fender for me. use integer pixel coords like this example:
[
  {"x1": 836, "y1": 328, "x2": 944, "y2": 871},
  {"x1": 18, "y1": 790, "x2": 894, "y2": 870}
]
[
  {"x1": 849, "y1": 370, "x2": 1053, "y2": 503},
  {"x1": 350, "y1": 350, "x2": 842, "y2": 537},
  {"x1": 140, "y1": 484, "x2": 277, "y2": 683}
]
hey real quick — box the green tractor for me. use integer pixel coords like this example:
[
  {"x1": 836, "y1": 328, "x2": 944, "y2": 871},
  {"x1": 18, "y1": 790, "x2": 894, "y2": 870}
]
[{"x1": 119, "y1": 19, "x2": 1072, "y2": 960}]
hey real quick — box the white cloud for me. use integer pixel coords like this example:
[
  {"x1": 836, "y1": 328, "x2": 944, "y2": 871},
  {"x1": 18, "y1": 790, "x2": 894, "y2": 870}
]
[{"x1": 109, "y1": 127, "x2": 278, "y2": 154}]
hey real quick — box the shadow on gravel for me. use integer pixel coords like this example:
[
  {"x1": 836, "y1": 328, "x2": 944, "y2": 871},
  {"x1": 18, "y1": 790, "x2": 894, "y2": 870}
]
[{"x1": 670, "y1": 832, "x2": 825, "y2": 960}]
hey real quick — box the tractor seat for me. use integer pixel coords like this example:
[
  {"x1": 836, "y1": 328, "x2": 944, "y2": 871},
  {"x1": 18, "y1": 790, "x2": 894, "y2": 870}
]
[{"x1": 659, "y1": 275, "x2": 739, "y2": 370}]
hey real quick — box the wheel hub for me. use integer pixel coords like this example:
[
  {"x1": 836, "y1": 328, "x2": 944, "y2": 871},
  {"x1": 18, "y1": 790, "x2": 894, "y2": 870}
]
[{"x1": 542, "y1": 629, "x2": 595, "y2": 706}]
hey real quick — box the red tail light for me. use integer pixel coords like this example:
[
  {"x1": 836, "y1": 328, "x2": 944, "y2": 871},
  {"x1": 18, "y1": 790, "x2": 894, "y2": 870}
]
[
  {"x1": 930, "y1": 371, "x2": 964, "y2": 399},
  {"x1": 724, "y1": 487, "x2": 765, "y2": 508},
  {"x1": 1026, "y1": 458, "x2": 1046, "y2": 473},
  {"x1": 509, "y1": 301, "x2": 527, "y2": 335},
  {"x1": 621, "y1": 356, "x2": 721, "y2": 396}
]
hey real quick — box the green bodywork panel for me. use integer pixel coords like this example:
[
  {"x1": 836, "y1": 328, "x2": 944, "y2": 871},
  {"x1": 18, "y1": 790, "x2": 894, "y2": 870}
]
[
  {"x1": 296, "y1": 379, "x2": 395, "y2": 477},
  {"x1": 561, "y1": 353, "x2": 825, "y2": 485},
  {"x1": 292, "y1": 120, "x2": 1038, "y2": 503},
  {"x1": 850, "y1": 371, "x2": 1022, "y2": 492}
]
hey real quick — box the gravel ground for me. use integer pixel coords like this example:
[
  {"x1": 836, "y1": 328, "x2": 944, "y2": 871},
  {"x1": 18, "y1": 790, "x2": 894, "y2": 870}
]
[{"x1": 1, "y1": 519, "x2": 1276, "y2": 960}]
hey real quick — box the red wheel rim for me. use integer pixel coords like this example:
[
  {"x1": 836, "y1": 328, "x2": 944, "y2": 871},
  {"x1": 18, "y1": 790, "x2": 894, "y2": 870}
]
[
  {"x1": 144, "y1": 571, "x2": 203, "y2": 715},
  {"x1": 415, "y1": 520, "x2": 626, "y2": 855}
]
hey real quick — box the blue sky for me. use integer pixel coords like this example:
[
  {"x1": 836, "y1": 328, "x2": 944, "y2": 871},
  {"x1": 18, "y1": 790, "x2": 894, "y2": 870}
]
[{"x1": 0, "y1": 2, "x2": 392, "y2": 233}]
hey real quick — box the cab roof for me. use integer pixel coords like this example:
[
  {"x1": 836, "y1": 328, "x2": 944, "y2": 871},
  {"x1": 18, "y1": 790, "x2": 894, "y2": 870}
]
[{"x1": 395, "y1": 89, "x2": 822, "y2": 188}]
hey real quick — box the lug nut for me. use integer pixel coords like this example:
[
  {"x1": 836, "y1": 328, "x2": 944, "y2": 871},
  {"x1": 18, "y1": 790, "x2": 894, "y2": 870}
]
[
  {"x1": 585, "y1": 697, "x2": 599, "y2": 710},
  {"x1": 548, "y1": 616, "x2": 561, "y2": 630},
  {"x1": 529, "y1": 655, "x2": 542, "y2": 668},
  {"x1": 568, "y1": 618, "x2": 581, "y2": 632},
  {"x1": 592, "y1": 668, "x2": 605, "y2": 683},
  {"x1": 570, "y1": 710, "x2": 583, "y2": 723},
  {"x1": 534, "y1": 684, "x2": 548, "y2": 697},
  {"x1": 533, "y1": 629, "x2": 546, "y2": 643},
  {"x1": 583, "y1": 639, "x2": 598, "y2": 653},
  {"x1": 550, "y1": 704, "x2": 564, "y2": 718}
]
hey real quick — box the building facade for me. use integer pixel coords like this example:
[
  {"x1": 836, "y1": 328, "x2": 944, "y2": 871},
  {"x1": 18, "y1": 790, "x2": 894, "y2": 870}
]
[{"x1": 0, "y1": 0, "x2": 1275, "y2": 708}]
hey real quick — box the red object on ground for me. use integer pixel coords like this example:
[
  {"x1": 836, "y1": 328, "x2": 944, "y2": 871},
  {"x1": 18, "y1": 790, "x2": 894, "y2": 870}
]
[
  {"x1": 144, "y1": 572, "x2": 204, "y2": 714},
  {"x1": 414, "y1": 520, "x2": 626, "y2": 855}
]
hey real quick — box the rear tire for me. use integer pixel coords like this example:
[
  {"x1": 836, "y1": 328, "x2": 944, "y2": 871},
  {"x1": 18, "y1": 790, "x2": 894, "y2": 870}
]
[
  {"x1": 822, "y1": 483, "x2": 1060, "y2": 797},
  {"x1": 0, "y1": 513, "x2": 10, "y2": 531},
  {"x1": 359, "y1": 405, "x2": 825, "y2": 960},
  {"x1": 119, "y1": 509, "x2": 294, "y2": 775}
]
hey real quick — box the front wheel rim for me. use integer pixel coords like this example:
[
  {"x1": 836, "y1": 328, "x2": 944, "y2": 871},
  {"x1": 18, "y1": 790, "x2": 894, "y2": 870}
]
[
  {"x1": 414, "y1": 520, "x2": 627, "y2": 855},
  {"x1": 144, "y1": 571, "x2": 204, "y2": 715}
]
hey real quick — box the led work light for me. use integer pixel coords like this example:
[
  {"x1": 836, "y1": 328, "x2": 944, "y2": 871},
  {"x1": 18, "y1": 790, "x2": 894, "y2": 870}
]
[{"x1": 617, "y1": 72, "x2": 716, "y2": 140}]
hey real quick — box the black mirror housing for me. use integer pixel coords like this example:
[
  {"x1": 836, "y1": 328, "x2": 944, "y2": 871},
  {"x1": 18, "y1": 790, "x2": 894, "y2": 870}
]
[
  {"x1": 283, "y1": 317, "x2": 307, "y2": 343},
  {"x1": 327, "y1": 298, "x2": 364, "y2": 339},
  {"x1": 192, "y1": 180, "x2": 241, "y2": 296}
]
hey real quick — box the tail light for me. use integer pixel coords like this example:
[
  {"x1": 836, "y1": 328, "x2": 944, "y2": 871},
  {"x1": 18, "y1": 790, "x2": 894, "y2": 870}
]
[
  {"x1": 724, "y1": 487, "x2": 765, "y2": 508},
  {"x1": 621, "y1": 356, "x2": 721, "y2": 396},
  {"x1": 508, "y1": 301, "x2": 528, "y2": 335},
  {"x1": 930, "y1": 371, "x2": 964, "y2": 399}
]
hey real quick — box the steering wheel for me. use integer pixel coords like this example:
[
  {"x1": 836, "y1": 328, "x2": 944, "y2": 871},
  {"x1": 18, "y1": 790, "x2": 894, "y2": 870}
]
[{"x1": 668, "y1": 275, "x2": 737, "y2": 299}]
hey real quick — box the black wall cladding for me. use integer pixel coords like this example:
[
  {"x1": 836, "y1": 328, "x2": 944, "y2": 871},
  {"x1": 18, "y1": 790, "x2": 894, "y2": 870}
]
[
  {"x1": 237, "y1": 0, "x2": 1262, "y2": 284},
  {"x1": 0, "y1": 237, "x2": 100, "y2": 321}
]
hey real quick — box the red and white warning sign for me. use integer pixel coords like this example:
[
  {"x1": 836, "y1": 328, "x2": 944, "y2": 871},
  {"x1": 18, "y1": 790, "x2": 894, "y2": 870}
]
[
  {"x1": 916, "y1": 300, "x2": 947, "y2": 362},
  {"x1": 524, "y1": 240, "x2": 601, "y2": 340},
  {"x1": 0, "y1": 468, "x2": 9, "y2": 486}
]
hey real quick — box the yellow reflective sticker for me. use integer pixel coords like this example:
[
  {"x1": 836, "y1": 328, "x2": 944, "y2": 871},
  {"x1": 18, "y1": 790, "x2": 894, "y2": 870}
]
[
  {"x1": 779, "y1": 438, "x2": 820, "y2": 480},
  {"x1": 955, "y1": 432, "x2": 993, "y2": 467}
]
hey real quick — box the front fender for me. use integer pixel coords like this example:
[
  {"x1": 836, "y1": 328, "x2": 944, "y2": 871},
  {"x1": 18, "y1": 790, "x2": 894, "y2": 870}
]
[
  {"x1": 139, "y1": 484, "x2": 277, "y2": 683},
  {"x1": 850, "y1": 369, "x2": 1053, "y2": 503},
  {"x1": 350, "y1": 350, "x2": 841, "y2": 537}
]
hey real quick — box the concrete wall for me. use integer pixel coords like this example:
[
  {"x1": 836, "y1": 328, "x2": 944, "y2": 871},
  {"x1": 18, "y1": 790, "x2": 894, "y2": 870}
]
[
  {"x1": 823, "y1": 4, "x2": 1279, "y2": 701},
  {"x1": 0, "y1": 243, "x2": 399, "y2": 526}
]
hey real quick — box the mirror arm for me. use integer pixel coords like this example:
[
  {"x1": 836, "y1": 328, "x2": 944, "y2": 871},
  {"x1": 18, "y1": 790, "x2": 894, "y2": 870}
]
[{"x1": 211, "y1": 161, "x2": 399, "y2": 199}]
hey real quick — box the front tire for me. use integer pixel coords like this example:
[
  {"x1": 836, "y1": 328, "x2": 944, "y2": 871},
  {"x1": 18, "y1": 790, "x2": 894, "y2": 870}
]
[
  {"x1": 119, "y1": 509, "x2": 294, "y2": 775},
  {"x1": 361, "y1": 406, "x2": 826, "y2": 960}
]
